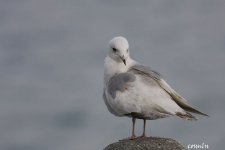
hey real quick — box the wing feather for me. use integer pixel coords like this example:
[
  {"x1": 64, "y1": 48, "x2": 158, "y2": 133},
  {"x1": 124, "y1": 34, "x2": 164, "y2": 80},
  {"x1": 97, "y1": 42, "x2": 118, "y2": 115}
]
[{"x1": 130, "y1": 64, "x2": 208, "y2": 116}]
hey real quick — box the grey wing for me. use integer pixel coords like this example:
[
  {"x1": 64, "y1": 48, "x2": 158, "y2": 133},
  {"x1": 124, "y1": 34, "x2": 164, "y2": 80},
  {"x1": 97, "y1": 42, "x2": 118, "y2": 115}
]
[
  {"x1": 107, "y1": 72, "x2": 136, "y2": 99},
  {"x1": 130, "y1": 64, "x2": 208, "y2": 116}
]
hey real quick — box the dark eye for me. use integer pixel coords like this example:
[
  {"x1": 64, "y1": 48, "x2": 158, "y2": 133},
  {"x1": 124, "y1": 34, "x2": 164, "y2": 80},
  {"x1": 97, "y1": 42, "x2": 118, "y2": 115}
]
[
  {"x1": 127, "y1": 49, "x2": 129, "y2": 53},
  {"x1": 112, "y1": 48, "x2": 117, "y2": 52}
]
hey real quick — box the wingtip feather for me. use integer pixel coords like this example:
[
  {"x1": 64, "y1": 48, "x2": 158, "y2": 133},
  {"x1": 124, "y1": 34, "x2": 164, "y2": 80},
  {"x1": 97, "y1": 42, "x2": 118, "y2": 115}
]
[{"x1": 176, "y1": 112, "x2": 198, "y2": 121}]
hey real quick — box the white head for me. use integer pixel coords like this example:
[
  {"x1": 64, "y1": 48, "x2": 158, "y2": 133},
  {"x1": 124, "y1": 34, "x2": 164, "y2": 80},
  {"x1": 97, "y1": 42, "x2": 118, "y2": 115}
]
[{"x1": 108, "y1": 36, "x2": 130, "y2": 65}]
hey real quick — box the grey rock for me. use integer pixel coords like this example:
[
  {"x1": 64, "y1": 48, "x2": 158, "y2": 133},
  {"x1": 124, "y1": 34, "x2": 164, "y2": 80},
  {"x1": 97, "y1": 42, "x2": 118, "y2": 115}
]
[{"x1": 104, "y1": 137, "x2": 186, "y2": 150}]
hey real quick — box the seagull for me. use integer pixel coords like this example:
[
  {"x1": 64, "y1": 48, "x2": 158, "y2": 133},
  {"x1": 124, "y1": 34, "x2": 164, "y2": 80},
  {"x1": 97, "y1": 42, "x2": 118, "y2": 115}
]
[{"x1": 103, "y1": 36, "x2": 208, "y2": 139}]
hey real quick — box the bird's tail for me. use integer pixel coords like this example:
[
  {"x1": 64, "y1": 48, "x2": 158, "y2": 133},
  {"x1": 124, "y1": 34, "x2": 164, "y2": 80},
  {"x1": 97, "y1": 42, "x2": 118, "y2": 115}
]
[
  {"x1": 176, "y1": 112, "x2": 198, "y2": 121},
  {"x1": 179, "y1": 103, "x2": 209, "y2": 117}
]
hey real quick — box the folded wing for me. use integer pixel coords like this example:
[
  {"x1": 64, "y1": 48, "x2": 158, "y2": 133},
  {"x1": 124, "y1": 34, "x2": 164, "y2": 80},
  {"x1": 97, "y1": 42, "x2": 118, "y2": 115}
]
[{"x1": 130, "y1": 64, "x2": 208, "y2": 117}]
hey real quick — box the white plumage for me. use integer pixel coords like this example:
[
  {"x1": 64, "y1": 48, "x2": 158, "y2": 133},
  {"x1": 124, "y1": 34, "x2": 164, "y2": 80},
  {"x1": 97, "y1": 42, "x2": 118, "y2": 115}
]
[{"x1": 103, "y1": 36, "x2": 208, "y2": 139}]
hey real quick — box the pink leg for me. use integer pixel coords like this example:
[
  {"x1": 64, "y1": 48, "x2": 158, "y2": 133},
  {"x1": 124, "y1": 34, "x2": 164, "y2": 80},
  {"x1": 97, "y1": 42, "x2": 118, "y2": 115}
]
[
  {"x1": 140, "y1": 119, "x2": 147, "y2": 138},
  {"x1": 130, "y1": 117, "x2": 136, "y2": 139},
  {"x1": 120, "y1": 117, "x2": 137, "y2": 141}
]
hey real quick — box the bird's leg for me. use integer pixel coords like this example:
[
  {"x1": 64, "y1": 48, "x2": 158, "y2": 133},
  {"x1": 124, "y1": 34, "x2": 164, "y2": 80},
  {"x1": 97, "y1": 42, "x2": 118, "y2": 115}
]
[
  {"x1": 130, "y1": 117, "x2": 136, "y2": 139},
  {"x1": 140, "y1": 119, "x2": 147, "y2": 138},
  {"x1": 120, "y1": 117, "x2": 136, "y2": 141}
]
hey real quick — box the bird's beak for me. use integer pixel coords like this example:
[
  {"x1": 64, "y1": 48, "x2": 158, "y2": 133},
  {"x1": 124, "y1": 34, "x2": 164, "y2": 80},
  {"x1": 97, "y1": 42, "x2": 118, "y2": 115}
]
[
  {"x1": 122, "y1": 59, "x2": 126, "y2": 65},
  {"x1": 120, "y1": 55, "x2": 126, "y2": 65}
]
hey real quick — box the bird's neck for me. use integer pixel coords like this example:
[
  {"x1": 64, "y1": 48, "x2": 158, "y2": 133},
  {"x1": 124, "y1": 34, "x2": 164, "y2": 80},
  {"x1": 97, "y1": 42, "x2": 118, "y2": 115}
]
[{"x1": 104, "y1": 56, "x2": 135, "y2": 84}]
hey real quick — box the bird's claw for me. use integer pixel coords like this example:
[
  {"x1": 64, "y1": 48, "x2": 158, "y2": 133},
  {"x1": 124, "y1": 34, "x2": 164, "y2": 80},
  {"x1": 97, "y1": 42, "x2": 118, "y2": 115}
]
[
  {"x1": 137, "y1": 135, "x2": 147, "y2": 139},
  {"x1": 120, "y1": 135, "x2": 137, "y2": 141}
]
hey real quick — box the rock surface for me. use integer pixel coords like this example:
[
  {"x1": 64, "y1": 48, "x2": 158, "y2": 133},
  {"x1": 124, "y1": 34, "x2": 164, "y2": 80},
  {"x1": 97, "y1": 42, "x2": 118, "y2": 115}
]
[{"x1": 104, "y1": 137, "x2": 186, "y2": 150}]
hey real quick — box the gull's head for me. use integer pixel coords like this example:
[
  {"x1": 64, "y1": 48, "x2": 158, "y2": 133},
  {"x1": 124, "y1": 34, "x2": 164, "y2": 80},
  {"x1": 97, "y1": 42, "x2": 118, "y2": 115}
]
[{"x1": 108, "y1": 36, "x2": 130, "y2": 65}]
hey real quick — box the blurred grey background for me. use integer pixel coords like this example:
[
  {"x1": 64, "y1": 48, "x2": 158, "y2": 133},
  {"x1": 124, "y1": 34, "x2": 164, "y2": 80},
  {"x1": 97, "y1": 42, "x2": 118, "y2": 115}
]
[{"x1": 0, "y1": 0, "x2": 224, "y2": 149}]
